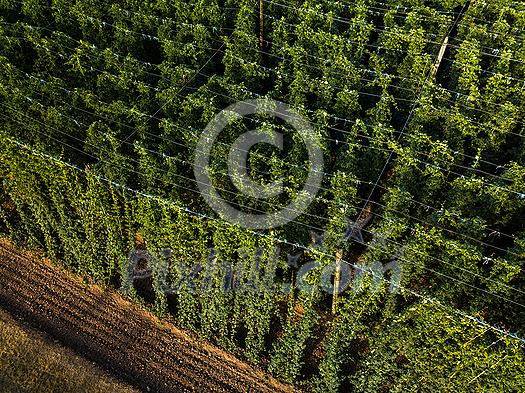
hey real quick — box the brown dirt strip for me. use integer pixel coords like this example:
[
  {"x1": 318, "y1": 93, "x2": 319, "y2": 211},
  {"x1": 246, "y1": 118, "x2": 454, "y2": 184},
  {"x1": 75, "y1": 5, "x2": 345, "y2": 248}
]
[
  {"x1": 0, "y1": 307, "x2": 141, "y2": 392},
  {"x1": 0, "y1": 240, "x2": 296, "y2": 393}
]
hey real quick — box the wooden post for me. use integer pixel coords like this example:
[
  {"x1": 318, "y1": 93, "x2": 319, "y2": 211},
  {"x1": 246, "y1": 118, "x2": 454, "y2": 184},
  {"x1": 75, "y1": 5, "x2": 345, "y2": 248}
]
[
  {"x1": 259, "y1": 0, "x2": 264, "y2": 51},
  {"x1": 332, "y1": 249, "x2": 343, "y2": 315},
  {"x1": 433, "y1": 0, "x2": 474, "y2": 78},
  {"x1": 432, "y1": 36, "x2": 449, "y2": 78}
]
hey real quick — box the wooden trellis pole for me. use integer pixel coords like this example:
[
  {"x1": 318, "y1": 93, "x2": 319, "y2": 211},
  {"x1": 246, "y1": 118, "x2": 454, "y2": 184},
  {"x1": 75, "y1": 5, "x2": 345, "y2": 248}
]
[
  {"x1": 432, "y1": 36, "x2": 449, "y2": 78},
  {"x1": 332, "y1": 249, "x2": 343, "y2": 315},
  {"x1": 259, "y1": 0, "x2": 264, "y2": 50},
  {"x1": 432, "y1": 0, "x2": 474, "y2": 78}
]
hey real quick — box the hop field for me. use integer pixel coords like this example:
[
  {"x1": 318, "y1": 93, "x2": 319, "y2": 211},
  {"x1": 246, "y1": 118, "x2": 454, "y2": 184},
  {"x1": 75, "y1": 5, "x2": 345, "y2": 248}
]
[{"x1": 1, "y1": 0, "x2": 525, "y2": 391}]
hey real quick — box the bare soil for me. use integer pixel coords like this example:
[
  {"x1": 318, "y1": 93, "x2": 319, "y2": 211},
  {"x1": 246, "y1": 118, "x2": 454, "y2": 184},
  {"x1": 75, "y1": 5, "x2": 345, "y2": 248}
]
[
  {"x1": 0, "y1": 306, "x2": 141, "y2": 392},
  {"x1": 0, "y1": 239, "x2": 295, "y2": 393}
]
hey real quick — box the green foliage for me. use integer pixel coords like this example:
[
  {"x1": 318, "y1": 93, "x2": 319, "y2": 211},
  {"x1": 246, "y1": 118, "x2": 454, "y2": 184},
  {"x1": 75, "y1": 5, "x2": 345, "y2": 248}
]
[
  {"x1": 1, "y1": 1, "x2": 525, "y2": 391},
  {"x1": 350, "y1": 301, "x2": 525, "y2": 392},
  {"x1": 269, "y1": 296, "x2": 319, "y2": 383}
]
